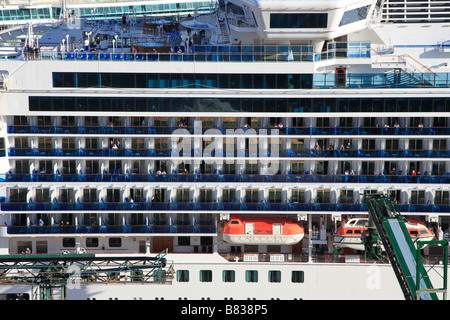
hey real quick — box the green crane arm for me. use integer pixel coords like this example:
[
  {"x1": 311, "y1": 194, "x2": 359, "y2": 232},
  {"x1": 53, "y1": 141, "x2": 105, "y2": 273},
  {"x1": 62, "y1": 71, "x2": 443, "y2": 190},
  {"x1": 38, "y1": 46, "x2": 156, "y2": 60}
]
[{"x1": 363, "y1": 193, "x2": 438, "y2": 300}]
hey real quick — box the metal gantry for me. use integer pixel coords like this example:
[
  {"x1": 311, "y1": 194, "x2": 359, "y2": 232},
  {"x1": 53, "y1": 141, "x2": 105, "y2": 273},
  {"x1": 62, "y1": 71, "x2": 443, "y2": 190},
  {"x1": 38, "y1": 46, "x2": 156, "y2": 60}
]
[
  {"x1": 0, "y1": 249, "x2": 173, "y2": 300},
  {"x1": 363, "y1": 193, "x2": 448, "y2": 300}
]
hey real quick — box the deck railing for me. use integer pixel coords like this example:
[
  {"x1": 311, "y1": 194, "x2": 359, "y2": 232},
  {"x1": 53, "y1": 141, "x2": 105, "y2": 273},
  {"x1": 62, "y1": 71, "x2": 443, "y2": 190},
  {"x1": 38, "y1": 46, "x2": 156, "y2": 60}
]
[
  {"x1": 3, "y1": 172, "x2": 449, "y2": 184},
  {"x1": 7, "y1": 147, "x2": 450, "y2": 159},
  {"x1": 6, "y1": 224, "x2": 216, "y2": 235},
  {"x1": 2, "y1": 201, "x2": 449, "y2": 214},
  {"x1": 22, "y1": 42, "x2": 371, "y2": 63},
  {"x1": 7, "y1": 124, "x2": 450, "y2": 136}
]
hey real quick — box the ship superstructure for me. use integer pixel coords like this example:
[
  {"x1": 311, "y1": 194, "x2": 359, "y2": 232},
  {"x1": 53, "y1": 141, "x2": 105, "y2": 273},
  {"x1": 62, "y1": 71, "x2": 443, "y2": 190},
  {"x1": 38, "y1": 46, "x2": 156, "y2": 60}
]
[{"x1": 0, "y1": 0, "x2": 448, "y2": 300}]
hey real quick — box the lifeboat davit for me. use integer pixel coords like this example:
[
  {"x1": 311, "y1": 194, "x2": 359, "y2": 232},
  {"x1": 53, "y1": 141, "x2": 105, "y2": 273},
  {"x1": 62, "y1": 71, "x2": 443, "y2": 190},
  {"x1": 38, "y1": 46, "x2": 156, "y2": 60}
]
[
  {"x1": 333, "y1": 217, "x2": 435, "y2": 251},
  {"x1": 223, "y1": 215, "x2": 304, "y2": 245}
]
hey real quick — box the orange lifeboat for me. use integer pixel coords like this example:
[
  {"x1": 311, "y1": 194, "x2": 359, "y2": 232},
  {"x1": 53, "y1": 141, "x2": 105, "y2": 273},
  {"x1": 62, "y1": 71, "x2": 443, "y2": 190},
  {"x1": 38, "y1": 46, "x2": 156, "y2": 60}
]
[
  {"x1": 223, "y1": 215, "x2": 304, "y2": 245},
  {"x1": 334, "y1": 217, "x2": 435, "y2": 250}
]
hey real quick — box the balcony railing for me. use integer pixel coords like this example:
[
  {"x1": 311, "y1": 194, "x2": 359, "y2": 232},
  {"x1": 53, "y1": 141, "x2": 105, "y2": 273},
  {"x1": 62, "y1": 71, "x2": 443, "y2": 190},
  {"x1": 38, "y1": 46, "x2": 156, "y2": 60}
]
[
  {"x1": 3, "y1": 172, "x2": 450, "y2": 184},
  {"x1": 313, "y1": 72, "x2": 450, "y2": 89},
  {"x1": 2, "y1": 201, "x2": 449, "y2": 214},
  {"x1": 8, "y1": 124, "x2": 449, "y2": 136},
  {"x1": 6, "y1": 224, "x2": 216, "y2": 235},
  {"x1": 7, "y1": 147, "x2": 450, "y2": 159}
]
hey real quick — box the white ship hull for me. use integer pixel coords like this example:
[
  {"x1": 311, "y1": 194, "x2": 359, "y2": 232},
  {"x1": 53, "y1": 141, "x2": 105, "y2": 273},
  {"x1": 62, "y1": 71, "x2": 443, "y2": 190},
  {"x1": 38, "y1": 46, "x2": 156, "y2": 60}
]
[{"x1": 0, "y1": 254, "x2": 409, "y2": 300}]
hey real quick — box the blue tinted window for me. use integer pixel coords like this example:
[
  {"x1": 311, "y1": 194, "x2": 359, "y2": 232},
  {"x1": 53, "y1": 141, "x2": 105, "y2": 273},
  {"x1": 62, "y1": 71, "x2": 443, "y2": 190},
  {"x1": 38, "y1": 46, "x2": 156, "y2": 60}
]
[
  {"x1": 29, "y1": 96, "x2": 450, "y2": 113},
  {"x1": 339, "y1": 5, "x2": 371, "y2": 26},
  {"x1": 270, "y1": 13, "x2": 327, "y2": 28}
]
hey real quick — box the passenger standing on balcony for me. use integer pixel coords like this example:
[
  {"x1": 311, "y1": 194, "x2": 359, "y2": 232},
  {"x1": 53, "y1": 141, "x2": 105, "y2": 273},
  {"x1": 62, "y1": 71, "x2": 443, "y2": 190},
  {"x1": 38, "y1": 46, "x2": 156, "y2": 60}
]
[{"x1": 39, "y1": 219, "x2": 44, "y2": 232}]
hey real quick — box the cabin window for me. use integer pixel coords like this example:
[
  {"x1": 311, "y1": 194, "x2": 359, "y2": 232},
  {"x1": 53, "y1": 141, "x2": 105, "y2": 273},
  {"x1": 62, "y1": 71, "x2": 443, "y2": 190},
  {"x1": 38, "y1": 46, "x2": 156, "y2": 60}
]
[
  {"x1": 420, "y1": 230, "x2": 429, "y2": 235},
  {"x1": 339, "y1": 190, "x2": 354, "y2": 204},
  {"x1": 9, "y1": 188, "x2": 27, "y2": 203},
  {"x1": 269, "y1": 189, "x2": 282, "y2": 203},
  {"x1": 177, "y1": 270, "x2": 189, "y2": 282},
  {"x1": 246, "y1": 270, "x2": 258, "y2": 283},
  {"x1": 268, "y1": 270, "x2": 281, "y2": 283},
  {"x1": 410, "y1": 231, "x2": 418, "y2": 236},
  {"x1": 292, "y1": 190, "x2": 306, "y2": 203},
  {"x1": 435, "y1": 191, "x2": 449, "y2": 205},
  {"x1": 316, "y1": 189, "x2": 330, "y2": 203},
  {"x1": 86, "y1": 238, "x2": 99, "y2": 247},
  {"x1": 231, "y1": 220, "x2": 240, "y2": 224},
  {"x1": 62, "y1": 238, "x2": 75, "y2": 247},
  {"x1": 178, "y1": 236, "x2": 190, "y2": 246},
  {"x1": 410, "y1": 190, "x2": 425, "y2": 205},
  {"x1": 200, "y1": 270, "x2": 212, "y2": 282},
  {"x1": 223, "y1": 270, "x2": 235, "y2": 282},
  {"x1": 354, "y1": 230, "x2": 361, "y2": 234},
  {"x1": 292, "y1": 271, "x2": 305, "y2": 283},
  {"x1": 109, "y1": 237, "x2": 122, "y2": 247},
  {"x1": 345, "y1": 230, "x2": 353, "y2": 234}
]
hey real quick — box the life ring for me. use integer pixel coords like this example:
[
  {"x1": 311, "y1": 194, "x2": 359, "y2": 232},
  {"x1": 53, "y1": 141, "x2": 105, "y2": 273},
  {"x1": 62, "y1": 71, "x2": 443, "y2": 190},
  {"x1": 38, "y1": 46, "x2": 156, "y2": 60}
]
[{"x1": 77, "y1": 247, "x2": 87, "y2": 254}]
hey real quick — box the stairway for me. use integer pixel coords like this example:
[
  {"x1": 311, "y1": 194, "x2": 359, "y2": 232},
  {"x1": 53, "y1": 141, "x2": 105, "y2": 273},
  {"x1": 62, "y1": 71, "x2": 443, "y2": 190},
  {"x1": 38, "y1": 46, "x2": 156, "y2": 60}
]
[
  {"x1": 217, "y1": 12, "x2": 230, "y2": 44},
  {"x1": 384, "y1": 70, "x2": 434, "y2": 87}
]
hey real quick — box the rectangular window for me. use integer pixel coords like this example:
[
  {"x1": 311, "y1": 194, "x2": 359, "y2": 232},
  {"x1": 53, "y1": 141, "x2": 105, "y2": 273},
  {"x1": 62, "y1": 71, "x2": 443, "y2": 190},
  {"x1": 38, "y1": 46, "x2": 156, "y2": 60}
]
[
  {"x1": 86, "y1": 237, "x2": 99, "y2": 247},
  {"x1": 177, "y1": 270, "x2": 190, "y2": 282},
  {"x1": 268, "y1": 270, "x2": 281, "y2": 283},
  {"x1": 36, "y1": 241, "x2": 47, "y2": 254},
  {"x1": 62, "y1": 238, "x2": 75, "y2": 247},
  {"x1": 246, "y1": 270, "x2": 258, "y2": 283},
  {"x1": 292, "y1": 271, "x2": 304, "y2": 283},
  {"x1": 246, "y1": 189, "x2": 259, "y2": 203},
  {"x1": 432, "y1": 162, "x2": 446, "y2": 176},
  {"x1": 292, "y1": 189, "x2": 306, "y2": 203},
  {"x1": 36, "y1": 188, "x2": 50, "y2": 203},
  {"x1": 109, "y1": 237, "x2": 122, "y2": 247},
  {"x1": 223, "y1": 270, "x2": 235, "y2": 282},
  {"x1": 9, "y1": 188, "x2": 27, "y2": 203},
  {"x1": 410, "y1": 190, "x2": 425, "y2": 205},
  {"x1": 339, "y1": 190, "x2": 354, "y2": 204},
  {"x1": 435, "y1": 191, "x2": 449, "y2": 205},
  {"x1": 270, "y1": 13, "x2": 327, "y2": 28},
  {"x1": 269, "y1": 189, "x2": 282, "y2": 203},
  {"x1": 316, "y1": 189, "x2": 330, "y2": 203},
  {"x1": 200, "y1": 270, "x2": 212, "y2": 282}
]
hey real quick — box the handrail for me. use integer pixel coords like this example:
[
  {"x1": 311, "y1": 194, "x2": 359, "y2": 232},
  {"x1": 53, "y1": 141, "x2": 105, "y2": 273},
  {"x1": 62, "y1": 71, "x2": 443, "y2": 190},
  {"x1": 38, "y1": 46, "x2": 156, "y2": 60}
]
[
  {"x1": 2, "y1": 201, "x2": 449, "y2": 213},
  {"x1": 403, "y1": 54, "x2": 437, "y2": 76},
  {"x1": 7, "y1": 124, "x2": 450, "y2": 136},
  {"x1": 3, "y1": 172, "x2": 450, "y2": 184}
]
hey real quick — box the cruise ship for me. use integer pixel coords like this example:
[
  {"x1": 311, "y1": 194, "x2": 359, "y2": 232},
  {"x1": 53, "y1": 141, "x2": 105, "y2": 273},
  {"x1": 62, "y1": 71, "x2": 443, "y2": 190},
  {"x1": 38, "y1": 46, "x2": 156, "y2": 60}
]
[{"x1": 0, "y1": 0, "x2": 448, "y2": 301}]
